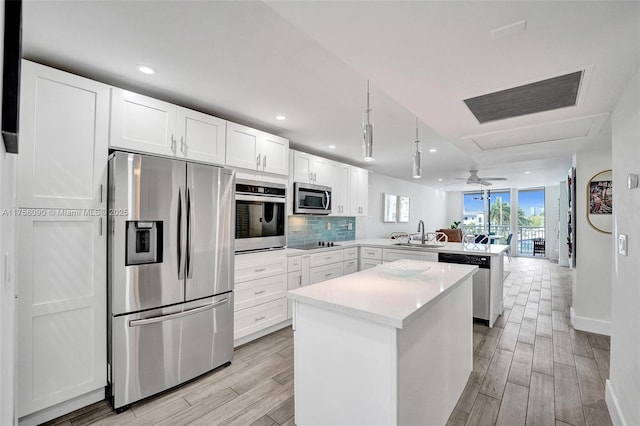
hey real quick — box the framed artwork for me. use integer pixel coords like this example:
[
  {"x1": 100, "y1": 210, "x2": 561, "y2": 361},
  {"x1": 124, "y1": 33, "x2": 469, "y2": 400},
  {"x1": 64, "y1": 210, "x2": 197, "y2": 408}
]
[
  {"x1": 587, "y1": 169, "x2": 612, "y2": 234},
  {"x1": 397, "y1": 196, "x2": 410, "y2": 222}
]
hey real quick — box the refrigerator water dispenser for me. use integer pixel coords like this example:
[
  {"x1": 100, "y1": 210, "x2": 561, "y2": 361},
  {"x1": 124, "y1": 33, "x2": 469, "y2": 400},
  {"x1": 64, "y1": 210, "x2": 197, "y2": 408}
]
[{"x1": 126, "y1": 221, "x2": 163, "y2": 265}]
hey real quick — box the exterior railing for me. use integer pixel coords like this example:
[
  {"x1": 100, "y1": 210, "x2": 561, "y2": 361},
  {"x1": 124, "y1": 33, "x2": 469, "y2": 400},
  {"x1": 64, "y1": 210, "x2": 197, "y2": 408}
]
[{"x1": 459, "y1": 224, "x2": 545, "y2": 257}]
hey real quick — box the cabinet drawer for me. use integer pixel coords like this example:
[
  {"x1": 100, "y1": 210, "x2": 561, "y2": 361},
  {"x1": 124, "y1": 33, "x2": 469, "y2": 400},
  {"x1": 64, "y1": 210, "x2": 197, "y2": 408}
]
[
  {"x1": 235, "y1": 274, "x2": 287, "y2": 311},
  {"x1": 360, "y1": 259, "x2": 382, "y2": 271},
  {"x1": 343, "y1": 259, "x2": 358, "y2": 275},
  {"x1": 288, "y1": 255, "x2": 302, "y2": 272},
  {"x1": 235, "y1": 251, "x2": 287, "y2": 283},
  {"x1": 360, "y1": 247, "x2": 382, "y2": 260},
  {"x1": 383, "y1": 249, "x2": 438, "y2": 263},
  {"x1": 234, "y1": 299, "x2": 287, "y2": 340},
  {"x1": 309, "y1": 250, "x2": 344, "y2": 268},
  {"x1": 343, "y1": 247, "x2": 358, "y2": 260},
  {"x1": 309, "y1": 263, "x2": 344, "y2": 284}
]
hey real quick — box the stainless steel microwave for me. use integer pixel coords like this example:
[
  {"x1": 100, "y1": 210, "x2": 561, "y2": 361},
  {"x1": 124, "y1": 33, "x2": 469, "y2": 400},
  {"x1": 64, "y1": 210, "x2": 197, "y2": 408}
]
[{"x1": 294, "y1": 182, "x2": 332, "y2": 215}]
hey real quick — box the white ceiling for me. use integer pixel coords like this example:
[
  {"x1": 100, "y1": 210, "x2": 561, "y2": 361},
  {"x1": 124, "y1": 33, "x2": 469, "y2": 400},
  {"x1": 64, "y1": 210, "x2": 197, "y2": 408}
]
[{"x1": 21, "y1": 1, "x2": 640, "y2": 191}]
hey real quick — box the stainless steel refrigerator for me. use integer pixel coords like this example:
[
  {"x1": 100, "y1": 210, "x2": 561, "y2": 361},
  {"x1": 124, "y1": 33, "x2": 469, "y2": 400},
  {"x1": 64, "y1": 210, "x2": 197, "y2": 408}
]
[{"x1": 107, "y1": 152, "x2": 235, "y2": 410}]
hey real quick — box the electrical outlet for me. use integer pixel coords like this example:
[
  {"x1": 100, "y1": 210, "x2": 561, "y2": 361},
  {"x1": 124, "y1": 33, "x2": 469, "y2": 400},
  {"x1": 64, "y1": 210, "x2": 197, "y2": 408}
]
[
  {"x1": 327, "y1": 222, "x2": 331, "y2": 230},
  {"x1": 618, "y1": 234, "x2": 628, "y2": 256},
  {"x1": 348, "y1": 222, "x2": 353, "y2": 231}
]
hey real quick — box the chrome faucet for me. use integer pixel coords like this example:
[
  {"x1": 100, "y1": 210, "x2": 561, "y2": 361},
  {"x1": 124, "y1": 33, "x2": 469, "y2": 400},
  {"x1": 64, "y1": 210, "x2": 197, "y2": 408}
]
[{"x1": 417, "y1": 220, "x2": 425, "y2": 244}]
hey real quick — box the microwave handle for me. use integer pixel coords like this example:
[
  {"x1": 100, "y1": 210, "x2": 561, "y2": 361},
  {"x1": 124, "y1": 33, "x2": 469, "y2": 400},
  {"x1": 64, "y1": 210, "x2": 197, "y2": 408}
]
[
  {"x1": 323, "y1": 191, "x2": 330, "y2": 210},
  {"x1": 236, "y1": 194, "x2": 286, "y2": 203}
]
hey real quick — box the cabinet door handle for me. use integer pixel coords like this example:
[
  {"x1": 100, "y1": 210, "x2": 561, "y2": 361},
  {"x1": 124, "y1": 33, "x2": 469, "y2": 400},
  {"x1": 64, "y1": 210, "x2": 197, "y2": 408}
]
[
  {"x1": 99, "y1": 218, "x2": 103, "y2": 236},
  {"x1": 263, "y1": 154, "x2": 267, "y2": 169},
  {"x1": 256, "y1": 154, "x2": 262, "y2": 169},
  {"x1": 255, "y1": 268, "x2": 266, "y2": 273},
  {"x1": 254, "y1": 316, "x2": 266, "y2": 322},
  {"x1": 254, "y1": 290, "x2": 266, "y2": 295},
  {"x1": 298, "y1": 276, "x2": 302, "y2": 286},
  {"x1": 180, "y1": 136, "x2": 185, "y2": 153},
  {"x1": 324, "y1": 273, "x2": 332, "y2": 277},
  {"x1": 99, "y1": 184, "x2": 103, "y2": 204},
  {"x1": 171, "y1": 134, "x2": 176, "y2": 152}
]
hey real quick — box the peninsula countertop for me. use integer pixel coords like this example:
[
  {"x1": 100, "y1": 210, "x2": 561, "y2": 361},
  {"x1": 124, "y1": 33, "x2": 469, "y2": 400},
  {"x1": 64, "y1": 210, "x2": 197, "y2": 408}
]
[
  {"x1": 287, "y1": 260, "x2": 478, "y2": 329},
  {"x1": 285, "y1": 238, "x2": 509, "y2": 256}
]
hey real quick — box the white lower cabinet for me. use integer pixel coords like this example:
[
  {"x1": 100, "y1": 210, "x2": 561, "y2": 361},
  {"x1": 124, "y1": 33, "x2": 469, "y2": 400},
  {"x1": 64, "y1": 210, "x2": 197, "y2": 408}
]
[
  {"x1": 360, "y1": 246, "x2": 383, "y2": 270},
  {"x1": 383, "y1": 249, "x2": 438, "y2": 262},
  {"x1": 233, "y1": 251, "x2": 289, "y2": 345},
  {"x1": 310, "y1": 263, "x2": 344, "y2": 285},
  {"x1": 234, "y1": 299, "x2": 288, "y2": 341},
  {"x1": 343, "y1": 259, "x2": 358, "y2": 275}
]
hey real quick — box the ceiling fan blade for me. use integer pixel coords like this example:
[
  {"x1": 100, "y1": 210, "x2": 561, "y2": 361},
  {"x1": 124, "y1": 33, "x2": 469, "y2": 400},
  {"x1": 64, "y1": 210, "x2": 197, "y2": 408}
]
[
  {"x1": 483, "y1": 177, "x2": 507, "y2": 181},
  {"x1": 480, "y1": 180, "x2": 493, "y2": 186}
]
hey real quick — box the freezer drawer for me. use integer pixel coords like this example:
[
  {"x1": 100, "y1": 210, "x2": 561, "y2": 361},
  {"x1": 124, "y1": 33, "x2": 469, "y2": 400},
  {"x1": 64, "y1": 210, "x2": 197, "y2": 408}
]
[{"x1": 110, "y1": 294, "x2": 233, "y2": 409}]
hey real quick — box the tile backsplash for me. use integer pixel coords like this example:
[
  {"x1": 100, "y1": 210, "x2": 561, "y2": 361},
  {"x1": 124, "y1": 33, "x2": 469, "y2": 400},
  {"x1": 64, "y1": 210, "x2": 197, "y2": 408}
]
[{"x1": 288, "y1": 216, "x2": 356, "y2": 246}]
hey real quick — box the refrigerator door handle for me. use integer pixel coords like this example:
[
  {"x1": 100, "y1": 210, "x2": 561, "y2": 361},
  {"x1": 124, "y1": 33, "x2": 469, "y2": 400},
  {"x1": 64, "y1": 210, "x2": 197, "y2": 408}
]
[
  {"x1": 177, "y1": 186, "x2": 186, "y2": 280},
  {"x1": 128, "y1": 298, "x2": 228, "y2": 327},
  {"x1": 186, "y1": 186, "x2": 195, "y2": 279}
]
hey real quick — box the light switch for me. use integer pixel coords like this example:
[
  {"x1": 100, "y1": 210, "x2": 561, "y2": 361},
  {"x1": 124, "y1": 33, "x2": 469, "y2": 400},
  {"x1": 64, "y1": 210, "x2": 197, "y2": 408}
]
[
  {"x1": 348, "y1": 222, "x2": 353, "y2": 231},
  {"x1": 618, "y1": 234, "x2": 628, "y2": 256},
  {"x1": 327, "y1": 222, "x2": 331, "y2": 230}
]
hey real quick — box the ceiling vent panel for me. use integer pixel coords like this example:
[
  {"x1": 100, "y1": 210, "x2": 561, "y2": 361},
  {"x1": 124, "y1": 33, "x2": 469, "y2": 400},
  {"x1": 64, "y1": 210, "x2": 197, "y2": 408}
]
[{"x1": 464, "y1": 71, "x2": 583, "y2": 123}]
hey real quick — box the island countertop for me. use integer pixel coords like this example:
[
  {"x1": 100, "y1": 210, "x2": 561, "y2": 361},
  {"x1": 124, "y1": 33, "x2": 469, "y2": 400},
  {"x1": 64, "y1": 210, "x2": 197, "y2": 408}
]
[{"x1": 288, "y1": 260, "x2": 478, "y2": 329}]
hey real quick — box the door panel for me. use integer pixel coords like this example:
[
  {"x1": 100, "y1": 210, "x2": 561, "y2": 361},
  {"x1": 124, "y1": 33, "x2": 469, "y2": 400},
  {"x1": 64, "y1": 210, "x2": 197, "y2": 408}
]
[
  {"x1": 178, "y1": 106, "x2": 226, "y2": 165},
  {"x1": 109, "y1": 153, "x2": 186, "y2": 314},
  {"x1": 185, "y1": 164, "x2": 234, "y2": 300}
]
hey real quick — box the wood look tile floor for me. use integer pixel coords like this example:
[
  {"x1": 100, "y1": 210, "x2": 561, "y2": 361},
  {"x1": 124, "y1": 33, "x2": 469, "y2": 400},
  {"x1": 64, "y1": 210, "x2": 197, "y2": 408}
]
[{"x1": 46, "y1": 257, "x2": 612, "y2": 426}]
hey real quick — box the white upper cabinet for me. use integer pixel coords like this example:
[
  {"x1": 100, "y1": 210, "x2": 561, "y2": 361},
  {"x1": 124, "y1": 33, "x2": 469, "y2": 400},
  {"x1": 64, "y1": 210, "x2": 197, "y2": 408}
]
[
  {"x1": 350, "y1": 166, "x2": 369, "y2": 216},
  {"x1": 110, "y1": 89, "x2": 227, "y2": 165},
  {"x1": 226, "y1": 122, "x2": 289, "y2": 176},
  {"x1": 330, "y1": 162, "x2": 350, "y2": 216},
  {"x1": 176, "y1": 107, "x2": 226, "y2": 165},
  {"x1": 18, "y1": 61, "x2": 109, "y2": 209},
  {"x1": 110, "y1": 89, "x2": 177, "y2": 156},
  {"x1": 291, "y1": 150, "x2": 332, "y2": 187}
]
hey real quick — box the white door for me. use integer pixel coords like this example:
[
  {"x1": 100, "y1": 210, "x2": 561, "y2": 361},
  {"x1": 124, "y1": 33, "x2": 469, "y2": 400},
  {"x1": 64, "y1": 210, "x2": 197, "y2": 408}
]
[
  {"x1": 109, "y1": 88, "x2": 177, "y2": 156},
  {"x1": 18, "y1": 61, "x2": 109, "y2": 209},
  {"x1": 311, "y1": 156, "x2": 332, "y2": 187},
  {"x1": 259, "y1": 132, "x2": 289, "y2": 176},
  {"x1": 330, "y1": 163, "x2": 350, "y2": 216},
  {"x1": 350, "y1": 167, "x2": 369, "y2": 216},
  {"x1": 226, "y1": 122, "x2": 259, "y2": 170},
  {"x1": 17, "y1": 214, "x2": 106, "y2": 416},
  {"x1": 177, "y1": 107, "x2": 226, "y2": 165}
]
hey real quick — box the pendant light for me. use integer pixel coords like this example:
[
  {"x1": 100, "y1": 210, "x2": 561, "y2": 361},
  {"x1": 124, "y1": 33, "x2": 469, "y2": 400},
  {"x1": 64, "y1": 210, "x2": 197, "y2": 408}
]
[
  {"x1": 412, "y1": 118, "x2": 422, "y2": 178},
  {"x1": 362, "y1": 80, "x2": 374, "y2": 161}
]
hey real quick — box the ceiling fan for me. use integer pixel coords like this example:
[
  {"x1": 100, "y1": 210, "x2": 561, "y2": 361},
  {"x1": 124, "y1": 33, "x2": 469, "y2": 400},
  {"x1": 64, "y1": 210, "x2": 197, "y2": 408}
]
[{"x1": 456, "y1": 169, "x2": 507, "y2": 186}]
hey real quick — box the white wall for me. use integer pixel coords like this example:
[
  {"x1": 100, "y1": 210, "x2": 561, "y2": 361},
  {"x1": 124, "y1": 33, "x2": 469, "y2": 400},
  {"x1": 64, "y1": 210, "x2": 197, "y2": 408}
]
[
  {"x1": 357, "y1": 172, "x2": 447, "y2": 238},
  {"x1": 544, "y1": 185, "x2": 560, "y2": 262},
  {"x1": 606, "y1": 65, "x2": 640, "y2": 426},
  {"x1": 572, "y1": 144, "x2": 612, "y2": 335},
  {"x1": 445, "y1": 191, "x2": 463, "y2": 227},
  {"x1": 0, "y1": 3, "x2": 18, "y2": 424}
]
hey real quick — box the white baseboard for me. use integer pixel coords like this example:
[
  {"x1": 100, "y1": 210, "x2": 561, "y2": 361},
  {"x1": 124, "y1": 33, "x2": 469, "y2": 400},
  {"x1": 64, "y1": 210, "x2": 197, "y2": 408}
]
[
  {"x1": 18, "y1": 388, "x2": 104, "y2": 426},
  {"x1": 606, "y1": 380, "x2": 628, "y2": 426},
  {"x1": 570, "y1": 306, "x2": 611, "y2": 336}
]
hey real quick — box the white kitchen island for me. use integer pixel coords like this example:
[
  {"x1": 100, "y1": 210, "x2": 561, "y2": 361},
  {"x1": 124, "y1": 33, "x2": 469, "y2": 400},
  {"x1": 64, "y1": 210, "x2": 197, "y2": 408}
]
[{"x1": 288, "y1": 260, "x2": 478, "y2": 426}]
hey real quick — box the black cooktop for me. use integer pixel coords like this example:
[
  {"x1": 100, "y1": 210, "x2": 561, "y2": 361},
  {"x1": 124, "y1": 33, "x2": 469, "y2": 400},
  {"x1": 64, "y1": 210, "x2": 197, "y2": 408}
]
[{"x1": 289, "y1": 242, "x2": 341, "y2": 250}]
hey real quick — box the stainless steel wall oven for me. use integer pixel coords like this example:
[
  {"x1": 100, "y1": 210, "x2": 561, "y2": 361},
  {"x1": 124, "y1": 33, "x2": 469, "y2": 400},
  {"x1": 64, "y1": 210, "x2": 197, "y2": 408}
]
[{"x1": 235, "y1": 179, "x2": 286, "y2": 252}]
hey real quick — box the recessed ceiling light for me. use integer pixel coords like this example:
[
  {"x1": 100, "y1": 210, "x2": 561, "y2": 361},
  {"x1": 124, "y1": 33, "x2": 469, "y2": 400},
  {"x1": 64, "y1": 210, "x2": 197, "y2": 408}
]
[
  {"x1": 524, "y1": 171, "x2": 531, "y2": 174},
  {"x1": 328, "y1": 145, "x2": 336, "y2": 149},
  {"x1": 437, "y1": 178, "x2": 443, "y2": 182},
  {"x1": 429, "y1": 148, "x2": 437, "y2": 153},
  {"x1": 137, "y1": 65, "x2": 156, "y2": 75},
  {"x1": 276, "y1": 115, "x2": 287, "y2": 121}
]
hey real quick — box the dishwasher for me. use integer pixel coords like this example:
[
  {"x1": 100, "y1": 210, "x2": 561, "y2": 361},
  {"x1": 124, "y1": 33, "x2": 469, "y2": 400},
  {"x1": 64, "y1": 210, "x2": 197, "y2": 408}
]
[{"x1": 438, "y1": 253, "x2": 491, "y2": 323}]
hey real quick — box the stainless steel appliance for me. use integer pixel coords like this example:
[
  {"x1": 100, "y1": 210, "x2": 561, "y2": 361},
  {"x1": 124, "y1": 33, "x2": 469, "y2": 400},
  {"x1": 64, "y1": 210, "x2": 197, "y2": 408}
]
[
  {"x1": 107, "y1": 152, "x2": 235, "y2": 410},
  {"x1": 294, "y1": 182, "x2": 331, "y2": 215},
  {"x1": 235, "y1": 179, "x2": 286, "y2": 252},
  {"x1": 437, "y1": 253, "x2": 491, "y2": 322}
]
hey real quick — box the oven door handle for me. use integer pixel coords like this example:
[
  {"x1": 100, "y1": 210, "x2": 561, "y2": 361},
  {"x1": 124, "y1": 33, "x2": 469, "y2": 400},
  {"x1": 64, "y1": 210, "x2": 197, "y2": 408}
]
[{"x1": 236, "y1": 194, "x2": 286, "y2": 203}]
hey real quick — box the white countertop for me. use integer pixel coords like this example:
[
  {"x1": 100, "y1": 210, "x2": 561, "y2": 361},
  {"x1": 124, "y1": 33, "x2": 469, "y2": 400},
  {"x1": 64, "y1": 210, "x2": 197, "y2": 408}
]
[
  {"x1": 286, "y1": 238, "x2": 509, "y2": 256},
  {"x1": 288, "y1": 260, "x2": 477, "y2": 329}
]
